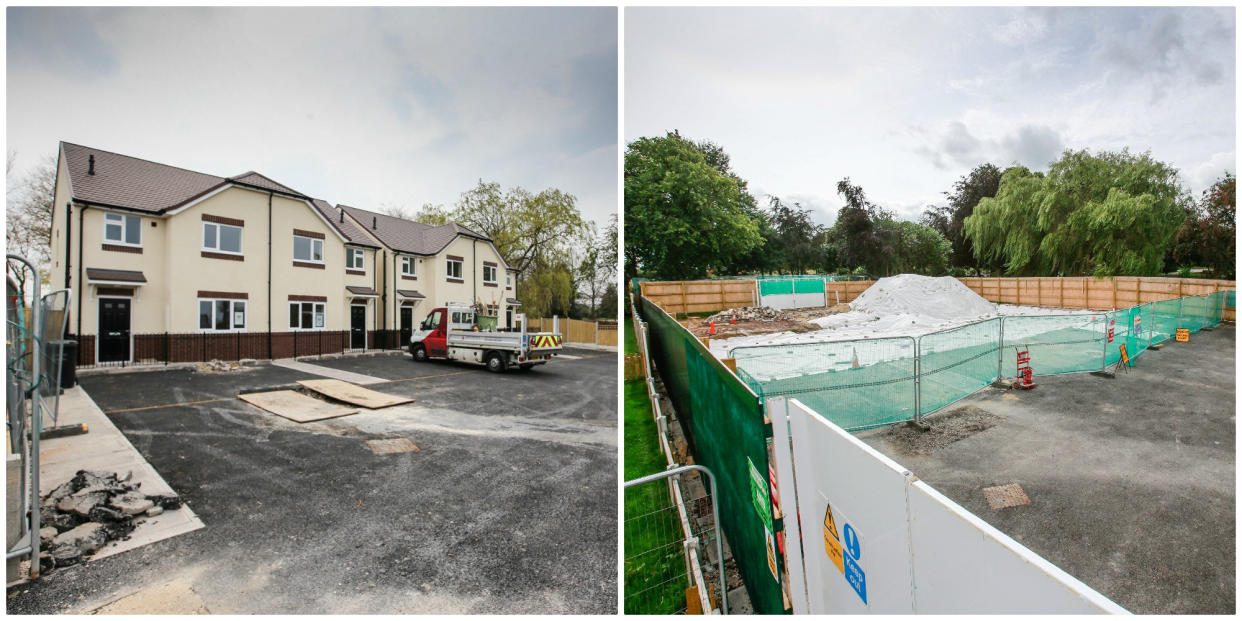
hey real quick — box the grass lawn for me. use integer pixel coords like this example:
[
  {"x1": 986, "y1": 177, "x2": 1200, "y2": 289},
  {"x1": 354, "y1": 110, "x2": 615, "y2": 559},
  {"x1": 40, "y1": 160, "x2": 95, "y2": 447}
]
[{"x1": 623, "y1": 317, "x2": 689, "y2": 613}]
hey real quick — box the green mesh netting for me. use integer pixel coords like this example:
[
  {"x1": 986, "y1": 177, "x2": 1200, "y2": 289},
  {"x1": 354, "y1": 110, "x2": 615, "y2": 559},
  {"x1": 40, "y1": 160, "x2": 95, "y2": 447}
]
[
  {"x1": 1150, "y1": 298, "x2": 1181, "y2": 345},
  {"x1": 638, "y1": 296, "x2": 786, "y2": 615},
  {"x1": 732, "y1": 337, "x2": 918, "y2": 431},
  {"x1": 793, "y1": 278, "x2": 824, "y2": 294},
  {"x1": 1003, "y1": 313, "x2": 1107, "y2": 375},
  {"x1": 917, "y1": 319, "x2": 1001, "y2": 414},
  {"x1": 758, "y1": 279, "x2": 794, "y2": 296}
]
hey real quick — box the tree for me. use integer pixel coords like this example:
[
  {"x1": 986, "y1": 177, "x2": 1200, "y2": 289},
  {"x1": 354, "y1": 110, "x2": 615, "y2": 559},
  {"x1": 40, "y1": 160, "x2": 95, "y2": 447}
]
[
  {"x1": 767, "y1": 197, "x2": 827, "y2": 275},
  {"x1": 573, "y1": 217, "x2": 618, "y2": 319},
  {"x1": 829, "y1": 178, "x2": 884, "y2": 275},
  {"x1": 624, "y1": 132, "x2": 763, "y2": 280},
  {"x1": 6, "y1": 153, "x2": 56, "y2": 296},
  {"x1": 964, "y1": 150, "x2": 1188, "y2": 277},
  {"x1": 1175, "y1": 173, "x2": 1235, "y2": 279},
  {"x1": 922, "y1": 163, "x2": 1002, "y2": 274}
]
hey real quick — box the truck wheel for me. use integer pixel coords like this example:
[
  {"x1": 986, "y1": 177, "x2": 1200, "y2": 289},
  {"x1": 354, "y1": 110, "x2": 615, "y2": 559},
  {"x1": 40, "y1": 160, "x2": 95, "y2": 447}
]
[
  {"x1": 486, "y1": 352, "x2": 507, "y2": 373},
  {"x1": 411, "y1": 344, "x2": 428, "y2": 362},
  {"x1": 519, "y1": 363, "x2": 534, "y2": 371}
]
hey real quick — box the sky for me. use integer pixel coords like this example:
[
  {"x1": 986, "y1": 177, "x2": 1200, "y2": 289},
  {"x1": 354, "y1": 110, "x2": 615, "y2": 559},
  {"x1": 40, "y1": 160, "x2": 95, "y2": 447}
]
[
  {"x1": 626, "y1": 6, "x2": 1236, "y2": 226},
  {"x1": 7, "y1": 7, "x2": 618, "y2": 227}
]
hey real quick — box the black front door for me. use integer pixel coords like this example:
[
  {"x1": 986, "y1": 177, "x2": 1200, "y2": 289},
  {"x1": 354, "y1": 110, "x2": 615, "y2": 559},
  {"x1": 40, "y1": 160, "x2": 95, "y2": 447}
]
[
  {"x1": 350, "y1": 305, "x2": 366, "y2": 349},
  {"x1": 400, "y1": 307, "x2": 413, "y2": 346},
  {"x1": 98, "y1": 298, "x2": 131, "y2": 363}
]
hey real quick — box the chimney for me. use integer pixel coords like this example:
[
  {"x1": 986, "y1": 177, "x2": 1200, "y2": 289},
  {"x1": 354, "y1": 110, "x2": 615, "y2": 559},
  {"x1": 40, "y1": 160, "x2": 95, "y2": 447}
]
[
  {"x1": 88, "y1": 155, "x2": 95, "y2": 175},
  {"x1": 339, "y1": 208, "x2": 344, "y2": 223},
  {"x1": 372, "y1": 216, "x2": 377, "y2": 230}
]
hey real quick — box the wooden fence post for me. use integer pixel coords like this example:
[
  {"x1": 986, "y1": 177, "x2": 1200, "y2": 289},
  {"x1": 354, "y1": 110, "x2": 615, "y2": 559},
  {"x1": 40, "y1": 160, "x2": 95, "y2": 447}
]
[
  {"x1": 680, "y1": 281, "x2": 688, "y2": 315},
  {"x1": 1112, "y1": 277, "x2": 1118, "y2": 310}
]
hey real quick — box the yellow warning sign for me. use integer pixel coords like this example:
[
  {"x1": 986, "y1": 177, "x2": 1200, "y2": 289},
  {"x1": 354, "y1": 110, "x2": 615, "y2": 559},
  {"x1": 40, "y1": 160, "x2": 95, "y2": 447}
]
[
  {"x1": 765, "y1": 526, "x2": 779, "y2": 582},
  {"x1": 1119, "y1": 344, "x2": 1129, "y2": 365},
  {"x1": 823, "y1": 504, "x2": 844, "y2": 574},
  {"x1": 1176, "y1": 328, "x2": 1190, "y2": 342}
]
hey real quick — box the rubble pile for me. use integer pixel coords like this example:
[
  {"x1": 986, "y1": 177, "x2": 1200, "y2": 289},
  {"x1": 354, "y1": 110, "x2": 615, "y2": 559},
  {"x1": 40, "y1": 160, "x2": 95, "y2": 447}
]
[
  {"x1": 38, "y1": 470, "x2": 182, "y2": 572},
  {"x1": 196, "y1": 359, "x2": 242, "y2": 373},
  {"x1": 703, "y1": 306, "x2": 784, "y2": 324}
]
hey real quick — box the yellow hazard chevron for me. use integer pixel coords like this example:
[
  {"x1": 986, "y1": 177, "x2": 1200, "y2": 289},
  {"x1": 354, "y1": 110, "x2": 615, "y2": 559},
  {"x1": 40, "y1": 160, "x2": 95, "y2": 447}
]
[{"x1": 530, "y1": 334, "x2": 562, "y2": 348}]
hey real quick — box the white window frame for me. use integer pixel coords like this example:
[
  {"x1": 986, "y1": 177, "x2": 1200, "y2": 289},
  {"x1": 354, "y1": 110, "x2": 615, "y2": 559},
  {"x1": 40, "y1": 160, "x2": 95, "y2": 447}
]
[
  {"x1": 401, "y1": 256, "x2": 416, "y2": 276},
  {"x1": 293, "y1": 235, "x2": 325, "y2": 264},
  {"x1": 202, "y1": 222, "x2": 244, "y2": 255},
  {"x1": 103, "y1": 213, "x2": 142, "y2": 247},
  {"x1": 446, "y1": 258, "x2": 463, "y2": 280},
  {"x1": 347, "y1": 248, "x2": 365, "y2": 270},
  {"x1": 506, "y1": 273, "x2": 513, "y2": 290},
  {"x1": 483, "y1": 265, "x2": 497, "y2": 284},
  {"x1": 198, "y1": 298, "x2": 247, "y2": 333},
  {"x1": 288, "y1": 301, "x2": 326, "y2": 331}
]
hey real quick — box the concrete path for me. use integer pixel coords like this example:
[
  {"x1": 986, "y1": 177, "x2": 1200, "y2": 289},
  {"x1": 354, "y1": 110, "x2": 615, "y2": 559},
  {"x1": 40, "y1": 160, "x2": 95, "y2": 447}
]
[
  {"x1": 269, "y1": 358, "x2": 386, "y2": 385},
  {"x1": 37, "y1": 387, "x2": 204, "y2": 563}
]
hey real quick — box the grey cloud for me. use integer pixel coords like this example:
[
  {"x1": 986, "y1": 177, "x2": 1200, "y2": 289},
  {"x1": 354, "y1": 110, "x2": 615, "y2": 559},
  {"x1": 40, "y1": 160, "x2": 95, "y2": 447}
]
[
  {"x1": 1000, "y1": 125, "x2": 1064, "y2": 169},
  {"x1": 917, "y1": 122, "x2": 1063, "y2": 171}
]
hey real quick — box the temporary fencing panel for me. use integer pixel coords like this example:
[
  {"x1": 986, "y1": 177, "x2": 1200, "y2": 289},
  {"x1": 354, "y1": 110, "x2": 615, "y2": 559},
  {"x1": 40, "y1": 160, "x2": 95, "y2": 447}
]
[
  {"x1": 1149, "y1": 298, "x2": 1181, "y2": 345},
  {"x1": 732, "y1": 337, "x2": 917, "y2": 431},
  {"x1": 769, "y1": 397, "x2": 1129, "y2": 614},
  {"x1": 638, "y1": 296, "x2": 786, "y2": 614},
  {"x1": 1002, "y1": 314, "x2": 1107, "y2": 375},
  {"x1": 917, "y1": 319, "x2": 1001, "y2": 416}
]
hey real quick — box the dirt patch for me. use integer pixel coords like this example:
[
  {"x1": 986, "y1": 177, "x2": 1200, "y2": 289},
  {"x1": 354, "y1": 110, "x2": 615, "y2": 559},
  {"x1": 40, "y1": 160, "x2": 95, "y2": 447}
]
[
  {"x1": 689, "y1": 304, "x2": 851, "y2": 340},
  {"x1": 881, "y1": 405, "x2": 1002, "y2": 455}
]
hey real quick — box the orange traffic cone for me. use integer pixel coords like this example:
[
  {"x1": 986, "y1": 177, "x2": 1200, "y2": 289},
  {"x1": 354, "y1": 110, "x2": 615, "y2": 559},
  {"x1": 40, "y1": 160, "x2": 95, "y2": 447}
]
[
  {"x1": 709, "y1": 321, "x2": 717, "y2": 335},
  {"x1": 730, "y1": 315, "x2": 737, "y2": 324}
]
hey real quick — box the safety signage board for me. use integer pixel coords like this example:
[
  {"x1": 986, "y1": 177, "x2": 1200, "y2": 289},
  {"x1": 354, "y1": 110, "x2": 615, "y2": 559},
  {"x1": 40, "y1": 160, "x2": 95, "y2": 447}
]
[
  {"x1": 765, "y1": 525, "x2": 779, "y2": 582},
  {"x1": 1133, "y1": 314, "x2": 1141, "y2": 333},
  {"x1": 749, "y1": 457, "x2": 772, "y2": 529},
  {"x1": 1107, "y1": 319, "x2": 1115, "y2": 343},
  {"x1": 822, "y1": 502, "x2": 867, "y2": 605},
  {"x1": 1176, "y1": 328, "x2": 1190, "y2": 342}
]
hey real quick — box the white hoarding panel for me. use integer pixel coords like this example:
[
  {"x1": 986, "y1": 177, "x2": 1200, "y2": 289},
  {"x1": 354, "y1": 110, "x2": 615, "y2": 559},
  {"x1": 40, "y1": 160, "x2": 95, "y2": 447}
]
[
  {"x1": 786, "y1": 398, "x2": 915, "y2": 614},
  {"x1": 907, "y1": 481, "x2": 1128, "y2": 614}
]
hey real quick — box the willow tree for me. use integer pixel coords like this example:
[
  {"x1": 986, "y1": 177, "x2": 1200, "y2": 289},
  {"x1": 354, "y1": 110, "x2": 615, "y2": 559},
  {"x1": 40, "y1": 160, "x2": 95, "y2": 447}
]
[{"x1": 965, "y1": 150, "x2": 1187, "y2": 276}]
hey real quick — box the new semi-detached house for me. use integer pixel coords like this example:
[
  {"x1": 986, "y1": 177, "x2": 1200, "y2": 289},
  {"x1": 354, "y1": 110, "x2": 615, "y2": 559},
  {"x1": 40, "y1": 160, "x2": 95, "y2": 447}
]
[{"x1": 49, "y1": 142, "x2": 518, "y2": 364}]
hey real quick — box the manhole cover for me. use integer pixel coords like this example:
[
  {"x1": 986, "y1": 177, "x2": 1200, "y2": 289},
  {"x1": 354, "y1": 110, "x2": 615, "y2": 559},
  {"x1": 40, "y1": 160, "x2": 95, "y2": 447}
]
[
  {"x1": 366, "y1": 438, "x2": 419, "y2": 454},
  {"x1": 981, "y1": 483, "x2": 1030, "y2": 510}
]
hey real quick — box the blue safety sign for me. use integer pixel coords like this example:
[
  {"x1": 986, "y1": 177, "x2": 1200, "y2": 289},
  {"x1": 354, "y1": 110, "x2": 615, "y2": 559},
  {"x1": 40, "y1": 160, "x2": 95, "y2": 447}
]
[
  {"x1": 843, "y1": 523, "x2": 861, "y2": 561},
  {"x1": 844, "y1": 553, "x2": 868, "y2": 604}
]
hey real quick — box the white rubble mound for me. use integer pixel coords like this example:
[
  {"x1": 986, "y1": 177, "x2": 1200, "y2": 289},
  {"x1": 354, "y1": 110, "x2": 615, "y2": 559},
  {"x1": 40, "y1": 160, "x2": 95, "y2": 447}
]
[{"x1": 710, "y1": 274, "x2": 1092, "y2": 360}]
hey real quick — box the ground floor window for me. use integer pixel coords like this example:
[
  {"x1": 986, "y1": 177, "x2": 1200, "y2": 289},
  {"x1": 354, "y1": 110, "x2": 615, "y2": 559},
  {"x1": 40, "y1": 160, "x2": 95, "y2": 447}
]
[
  {"x1": 485, "y1": 304, "x2": 498, "y2": 316},
  {"x1": 289, "y1": 302, "x2": 325, "y2": 330},
  {"x1": 199, "y1": 299, "x2": 246, "y2": 332}
]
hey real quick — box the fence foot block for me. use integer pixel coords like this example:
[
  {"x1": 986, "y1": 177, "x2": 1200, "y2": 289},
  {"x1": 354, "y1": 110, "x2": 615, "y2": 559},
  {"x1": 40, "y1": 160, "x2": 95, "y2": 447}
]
[
  {"x1": 905, "y1": 419, "x2": 931, "y2": 432},
  {"x1": 1147, "y1": 343, "x2": 1165, "y2": 351},
  {"x1": 1090, "y1": 370, "x2": 1116, "y2": 379},
  {"x1": 991, "y1": 379, "x2": 1010, "y2": 388}
]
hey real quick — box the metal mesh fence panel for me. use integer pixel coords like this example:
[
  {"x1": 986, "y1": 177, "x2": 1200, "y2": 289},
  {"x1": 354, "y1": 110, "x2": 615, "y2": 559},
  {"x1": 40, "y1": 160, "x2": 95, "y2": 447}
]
[
  {"x1": 638, "y1": 296, "x2": 785, "y2": 614},
  {"x1": 918, "y1": 319, "x2": 1001, "y2": 416},
  {"x1": 1002, "y1": 313, "x2": 1107, "y2": 376},
  {"x1": 732, "y1": 337, "x2": 917, "y2": 431},
  {"x1": 758, "y1": 279, "x2": 794, "y2": 296},
  {"x1": 1150, "y1": 298, "x2": 1181, "y2": 345},
  {"x1": 623, "y1": 477, "x2": 720, "y2": 613}
]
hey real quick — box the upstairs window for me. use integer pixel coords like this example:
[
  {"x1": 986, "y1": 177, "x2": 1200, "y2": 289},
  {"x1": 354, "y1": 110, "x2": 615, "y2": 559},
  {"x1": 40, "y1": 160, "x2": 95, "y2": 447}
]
[
  {"x1": 104, "y1": 213, "x2": 141, "y2": 246},
  {"x1": 294, "y1": 235, "x2": 324, "y2": 263},
  {"x1": 483, "y1": 265, "x2": 497, "y2": 284},
  {"x1": 446, "y1": 258, "x2": 463, "y2": 280},
  {"x1": 506, "y1": 273, "x2": 513, "y2": 289},
  {"x1": 401, "y1": 256, "x2": 416, "y2": 276},
  {"x1": 203, "y1": 222, "x2": 243, "y2": 254},
  {"x1": 347, "y1": 248, "x2": 365, "y2": 270}
]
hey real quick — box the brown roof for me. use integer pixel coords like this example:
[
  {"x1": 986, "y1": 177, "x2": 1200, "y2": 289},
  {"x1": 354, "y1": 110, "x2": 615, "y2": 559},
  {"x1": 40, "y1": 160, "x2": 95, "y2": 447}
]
[
  {"x1": 345, "y1": 286, "x2": 379, "y2": 296},
  {"x1": 61, "y1": 142, "x2": 308, "y2": 214},
  {"x1": 228, "y1": 172, "x2": 306, "y2": 197},
  {"x1": 396, "y1": 289, "x2": 426, "y2": 299},
  {"x1": 339, "y1": 204, "x2": 490, "y2": 256},
  {"x1": 506, "y1": 298, "x2": 521, "y2": 305},
  {"x1": 85, "y1": 268, "x2": 147, "y2": 283},
  {"x1": 310, "y1": 200, "x2": 380, "y2": 248}
]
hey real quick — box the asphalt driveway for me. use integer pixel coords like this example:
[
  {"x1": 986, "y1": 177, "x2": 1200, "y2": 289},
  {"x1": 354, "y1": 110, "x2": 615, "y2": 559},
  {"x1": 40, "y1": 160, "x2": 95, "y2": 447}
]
[{"x1": 7, "y1": 350, "x2": 617, "y2": 614}]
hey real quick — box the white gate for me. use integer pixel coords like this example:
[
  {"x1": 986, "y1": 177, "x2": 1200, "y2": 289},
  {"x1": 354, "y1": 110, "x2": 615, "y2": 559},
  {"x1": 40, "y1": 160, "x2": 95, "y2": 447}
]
[
  {"x1": 757, "y1": 278, "x2": 827, "y2": 310},
  {"x1": 768, "y1": 396, "x2": 1128, "y2": 614}
]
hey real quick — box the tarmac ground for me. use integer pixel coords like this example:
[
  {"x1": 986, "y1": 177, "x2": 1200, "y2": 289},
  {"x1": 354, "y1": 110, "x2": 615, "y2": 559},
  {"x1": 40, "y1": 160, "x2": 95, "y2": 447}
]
[
  {"x1": 6, "y1": 348, "x2": 617, "y2": 614},
  {"x1": 860, "y1": 325, "x2": 1235, "y2": 614}
]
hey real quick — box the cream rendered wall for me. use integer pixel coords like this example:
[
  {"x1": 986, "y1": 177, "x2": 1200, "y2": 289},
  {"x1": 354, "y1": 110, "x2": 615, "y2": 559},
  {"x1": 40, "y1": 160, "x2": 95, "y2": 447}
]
[
  {"x1": 165, "y1": 187, "x2": 271, "y2": 332},
  {"x1": 268, "y1": 195, "x2": 349, "y2": 331},
  {"x1": 49, "y1": 156, "x2": 72, "y2": 295},
  {"x1": 392, "y1": 253, "x2": 434, "y2": 329},
  {"x1": 423, "y1": 236, "x2": 509, "y2": 322},
  {"x1": 76, "y1": 207, "x2": 168, "y2": 339}
]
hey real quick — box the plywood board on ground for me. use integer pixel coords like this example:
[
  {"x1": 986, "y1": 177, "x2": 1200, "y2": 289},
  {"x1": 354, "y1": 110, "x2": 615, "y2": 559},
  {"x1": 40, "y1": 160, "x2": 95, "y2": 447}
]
[
  {"x1": 297, "y1": 379, "x2": 413, "y2": 409},
  {"x1": 239, "y1": 390, "x2": 358, "y2": 422}
]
